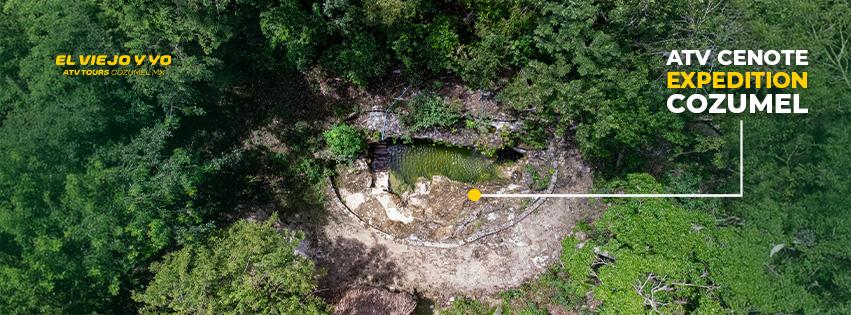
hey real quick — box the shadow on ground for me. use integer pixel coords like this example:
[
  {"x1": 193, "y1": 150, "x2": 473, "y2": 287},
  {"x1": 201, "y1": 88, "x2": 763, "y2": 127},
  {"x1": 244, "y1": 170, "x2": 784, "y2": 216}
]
[{"x1": 311, "y1": 236, "x2": 401, "y2": 301}]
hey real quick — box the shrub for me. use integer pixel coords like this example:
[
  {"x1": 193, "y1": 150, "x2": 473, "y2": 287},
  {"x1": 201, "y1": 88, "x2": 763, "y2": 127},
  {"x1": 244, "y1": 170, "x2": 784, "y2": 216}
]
[
  {"x1": 402, "y1": 92, "x2": 461, "y2": 132},
  {"x1": 323, "y1": 124, "x2": 365, "y2": 161}
]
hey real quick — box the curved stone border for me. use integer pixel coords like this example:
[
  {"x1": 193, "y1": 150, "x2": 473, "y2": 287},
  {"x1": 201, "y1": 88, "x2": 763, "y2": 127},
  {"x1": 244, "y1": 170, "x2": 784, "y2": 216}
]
[{"x1": 326, "y1": 141, "x2": 563, "y2": 249}]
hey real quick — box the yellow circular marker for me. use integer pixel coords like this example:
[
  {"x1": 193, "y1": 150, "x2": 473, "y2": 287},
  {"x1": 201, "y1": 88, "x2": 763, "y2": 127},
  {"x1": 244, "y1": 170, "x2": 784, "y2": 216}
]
[{"x1": 467, "y1": 188, "x2": 482, "y2": 202}]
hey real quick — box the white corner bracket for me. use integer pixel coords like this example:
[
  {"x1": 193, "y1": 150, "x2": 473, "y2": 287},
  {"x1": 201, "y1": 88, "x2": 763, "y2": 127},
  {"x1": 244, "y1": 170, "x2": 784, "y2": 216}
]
[{"x1": 480, "y1": 120, "x2": 744, "y2": 199}]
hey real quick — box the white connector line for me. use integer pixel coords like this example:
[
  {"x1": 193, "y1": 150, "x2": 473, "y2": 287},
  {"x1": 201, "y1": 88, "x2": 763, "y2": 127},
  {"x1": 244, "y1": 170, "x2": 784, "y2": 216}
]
[{"x1": 479, "y1": 120, "x2": 744, "y2": 199}]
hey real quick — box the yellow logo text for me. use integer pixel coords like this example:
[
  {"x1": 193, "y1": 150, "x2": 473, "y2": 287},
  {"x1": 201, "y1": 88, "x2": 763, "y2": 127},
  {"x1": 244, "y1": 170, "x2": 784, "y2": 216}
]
[{"x1": 55, "y1": 54, "x2": 172, "y2": 66}]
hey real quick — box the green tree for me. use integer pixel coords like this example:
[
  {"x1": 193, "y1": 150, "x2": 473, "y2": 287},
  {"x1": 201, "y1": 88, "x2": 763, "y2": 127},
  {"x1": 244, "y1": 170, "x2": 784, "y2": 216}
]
[
  {"x1": 134, "y1": 215, "x2": 328, "y2": 315},
  {"x1": 557, "y1": 173, "x2": 823, "y2": 314},
  {"x1": 323, "y1": 124, "x2": 365, "y2": 161},
  {"x1": 706, "y1": 1, "x2": 851, "y2": 312},
  {"x1": 0, "y1": 118, "x2": 220, "y2": 313},
  {"x1": 260, "y1": 0, "x2": 327, "y2": 70},
  {"x1": 0, "y1": 1, "x2": 136, "y2": 312},
  {"x1": 497, "y1": 0, "x2": 735, "y2": 172},
  {"x1": 0, "y1": 0, "x2": 246, "y2": 312},
  {"x1": 584, "y1": 174, "x2": 725, "y2": 313},
  {"x1": 261, "y1": 0, "x2": 390, "y2": 86},
  {"x1": 391, "y1": 16, "x2": 461, "y2": 77},
  {"x1": 323, "y1": 32, "x2": 388, "y2": 86}
]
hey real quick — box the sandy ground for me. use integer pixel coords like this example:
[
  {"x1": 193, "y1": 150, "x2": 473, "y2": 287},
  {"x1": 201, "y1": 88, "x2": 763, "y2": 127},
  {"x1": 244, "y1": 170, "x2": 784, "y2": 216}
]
[{"x1": 304, "y1": 145, "x2": 600, "y2": 304}]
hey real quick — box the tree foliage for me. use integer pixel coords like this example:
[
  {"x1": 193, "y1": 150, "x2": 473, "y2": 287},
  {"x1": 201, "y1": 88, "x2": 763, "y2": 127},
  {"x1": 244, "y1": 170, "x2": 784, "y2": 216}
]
[
  {"x1": 1, "y1": 0, "x2": 848, "y2": 314},
  {"x1": 134, "y1": 215, "x2": 328, "y2": 314},
  {"x1": 0, "y1": 0, "x2": 248, "y2": 312},
  {"x1": 323, "y1": 123, "x2": 365, "y2": 161},
  {"x1": 556, "y1": 174, "x2": 814, "y2": 313},
  {"x1": 581, "y1": 175, "x2": 724, "y2": 313},
  {"x1": 402, "y1": 92, "x2": 461, "y2": 132}
]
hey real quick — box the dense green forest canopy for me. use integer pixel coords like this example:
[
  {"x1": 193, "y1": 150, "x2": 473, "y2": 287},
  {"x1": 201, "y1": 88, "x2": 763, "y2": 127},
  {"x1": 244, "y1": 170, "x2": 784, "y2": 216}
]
[
  {"x1": 0, "y1": 0, "x2": 848, "y2": 314},
  {"x1": 134, "y1": 214, "x2": 328, "y2": 314}
]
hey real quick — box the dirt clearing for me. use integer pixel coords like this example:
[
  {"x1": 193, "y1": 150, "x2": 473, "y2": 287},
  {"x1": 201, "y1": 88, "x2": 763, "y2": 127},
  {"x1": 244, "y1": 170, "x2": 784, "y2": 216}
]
[{"x1": 302, "y1": 143, "x2": 600, "y2": 304}]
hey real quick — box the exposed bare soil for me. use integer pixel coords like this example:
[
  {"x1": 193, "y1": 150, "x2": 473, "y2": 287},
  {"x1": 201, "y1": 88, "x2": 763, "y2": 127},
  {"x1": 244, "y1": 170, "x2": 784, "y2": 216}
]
[
  {"x1": 303, "y1": 143, "x2": 600, "y2": 304},
  {"x1": 237, "y1": 74, "x2": 604, "y2": 305}
]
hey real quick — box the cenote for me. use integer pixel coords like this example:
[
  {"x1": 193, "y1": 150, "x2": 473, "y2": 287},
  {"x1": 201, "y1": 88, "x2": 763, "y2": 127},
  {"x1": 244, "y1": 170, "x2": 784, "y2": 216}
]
[{"x1": 371, "y1": 140, "x2": 522, "y2": 192}]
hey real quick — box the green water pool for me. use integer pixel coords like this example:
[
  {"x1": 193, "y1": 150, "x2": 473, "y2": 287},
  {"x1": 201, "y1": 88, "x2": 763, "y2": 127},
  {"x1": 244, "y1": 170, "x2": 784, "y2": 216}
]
[{"x1": 386, "y1": 144, "x2": 501, "y2": 192}]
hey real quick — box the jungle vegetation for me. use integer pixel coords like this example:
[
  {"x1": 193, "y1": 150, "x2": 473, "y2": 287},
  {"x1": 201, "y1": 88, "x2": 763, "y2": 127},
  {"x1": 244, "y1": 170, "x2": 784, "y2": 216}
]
[{"x1": 0, "y1": 0, "x2": 848, "y2": 314}]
